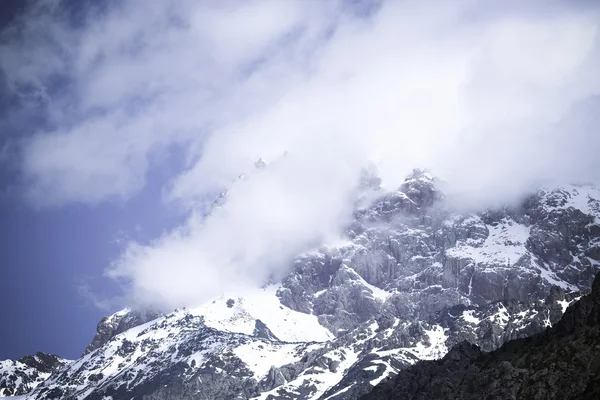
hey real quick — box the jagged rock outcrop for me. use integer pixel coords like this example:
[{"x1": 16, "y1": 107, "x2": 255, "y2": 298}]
[
  {"x1": 0, "y1": 353, "x2": 69, "y2": 397},
  {"x1": 84, "y1": 308, "x2": 160, "y2": 355},
  {"x1": 21, "y1": 279, "x2": 581, "y2": 400},
  {"x1": 362, "y1": 272, "x2": 600, "y2": 400},
  {"x1": 278, "y1": 170, "x2": 600, "y2": 337},
  {"x1": 8, "y1": 170, "x2": 600, "y2": 400}
]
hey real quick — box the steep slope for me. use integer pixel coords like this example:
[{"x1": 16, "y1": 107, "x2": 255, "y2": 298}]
[
  {"x1": 362, "y1": 271, "x2": 600, "y2": 400},
  {"x1": 24, "y1": 285, "x2": 579, "y2": 400},
  {"x1": 84, "y1": 308, "x2": 161, "y2": 355},
  {"x1": 15, "y1": 171, "x2": 600, "y2": 399},
  {"x1": 278, "y1": 171, "x2": 599, "y2": 338},
  {"x1": 262, "y1": 287, "x2": 580, "y2": 400},
  {"x1": 0, "y1": 353, "x2": 69, "y2": 397}
]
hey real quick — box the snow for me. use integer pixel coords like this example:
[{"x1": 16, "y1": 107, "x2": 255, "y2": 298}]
[
  {"x1": 353, "y1": 321, "x2": 380, "y2": 348},
  {"x1": 366, "y1": 351, "x2": 429, "y2": 387},
  {"x1": 190, "y1": 285, "x2": 334, "y2": 343},
  {"x1": 543, "y1": 310, "x2": 552, "y2": 327},
  {"x1": 446, "y1": 218, "x2": 530, "y2": 266},
  {"x1": 0, "y1": 358, "x2": 57, "y2": 397},
  {"x1": 409, "y1": 325, "x2": 448, "y2": 360},
  {"x1": 42, "y1": 310, "x2": 219, "y2": 397},
  {"x1": 369, "y1": 366, "x2": 395, "y2": 387},
  {"x1": 373, "y1": 324, "x2": 448, "y2": 362},
  {"x1": 321, "y1": 384, "x2": 354, "y2": 400},
  {"x1": 105, "y1": 308, "x2": 131, "y2": 324},
  {"x1": 383, "y1": 319, "x2": 400, "y2": 339},
  {"x1": 252, "y1": 345, "x2": 361, "y2": 400},
  {"x1": 559, "y1": 296, "x2": 582, "y2": 314},
  {"x1": 462, "y1": 310, "x2": 481, "y2": 324},
  {"x1": 187, "y1": 352, "x2": 206, "y2": 367},
  {"x1": 260, "y1": 321, "x2": 384, "y2": 399},
  {"x1": 340, "y1": 264, "x2": 392, "y2": 301},
  {"x1": 372, "y1": 348, "x2": 408, "y2": 358},
  {"x1": 363, "y1": 280, "x2": 392, "y2": 301},
  {"x1": 19, "y1": 180, "x2": 598, "y2": 400},
  {"x1": 516, "y1": 310, "x2": 528, "y2": 318},
  {"x1": 488, "y1": 304, "x2": 509, "y2": 328},
  {"x1": 232, "y1": 341, "x2": 302, "y2": 379},
  {"x1": 446, "y1": 212, "x2": 582, "y2": 292},
  {"x1": 468, "y1": 274, "x2": 474, "y2": 296},
  {"x1": 119, "y1": 316, "x2": 163, "y2": 340},
  {"x1": 558, "y1": 299, "x2": 570, "y2": 314},
  {"x1": 310, "y1": 348, "x2": 360, "y2": 398},
  {"x1": 536, "y1": 262, "x2": 578, "y2": 291},
  {"x1": 543, "y1": 184, "x2": 600, "y2": 219}
]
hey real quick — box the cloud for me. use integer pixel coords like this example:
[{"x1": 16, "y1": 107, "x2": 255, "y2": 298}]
[
  {"x1": 76, "y1": 280, "x2": 118, "y2": 312},
  {"x1": 3, "y1": 0, "x2": 600, "y2": 308},
  {"x1": 4, "y1": 0, "x2": 329, "y2": 205}
]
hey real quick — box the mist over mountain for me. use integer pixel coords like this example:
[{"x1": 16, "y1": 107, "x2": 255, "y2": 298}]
[
  {"x1": 3, "y1": 170, "x2": 600, "y2": 399},
  {"x1": 1, "y1": 0, "x2": 599, "y2": 309},
  {"x1": 1, "y1": 1, "x2": 600, "y2": 399}
]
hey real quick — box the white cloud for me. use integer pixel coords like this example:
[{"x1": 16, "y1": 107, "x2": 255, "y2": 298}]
[{"x1": 3, "y1": 0, "x2": 600, "y2": 308}]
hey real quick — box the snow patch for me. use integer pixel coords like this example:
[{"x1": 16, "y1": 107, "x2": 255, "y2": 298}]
[
  {"x1": 232, "y1": 342, "x2": 301, "y2": 380},
  {"x1": 341, "y1": 264, "x2": 391, "y2": 301},
  {"x1": 536, "y1": 263, "x2": 578, "y2": 291},
  {"x1": 462, "y1": 310, "x2": 481, "y2": 324},
  {"x1": 543, "y1": 185, "x2": 600, "y2": 219},
  {"x1": 322, "y1": 384, "x2": 354, "y2": 400},
  {"x1": 446, "y1": 218, "x2": 530, "y2": 266},
  {"x1": 191, "y1": 285, "x2": 333, "y2": 342}
]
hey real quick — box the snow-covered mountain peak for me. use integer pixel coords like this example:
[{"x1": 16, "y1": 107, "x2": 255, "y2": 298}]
[{"x1": 8, "y1": 173, "x2": 600, "y2": 400}]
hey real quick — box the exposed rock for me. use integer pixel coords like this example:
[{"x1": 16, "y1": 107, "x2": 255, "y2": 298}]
[
  {"x1": 279, "y1": 176, "x2": 599, "y2": 338},
  {"x1": 9, "y1": 172, "x2": 600, "y2": 400},
  {"x1": 362, "y1": 272, "x2": 600, "y2": 400},
  {"x1": 84, "y1": 308, "x2": 161, "y2": 355},
  {"x1": 0, "y1": 352, "x2": 69, "y2": 396},
  {"x1": 253, "y1": 319, "x2": 280, "y2": 341}
]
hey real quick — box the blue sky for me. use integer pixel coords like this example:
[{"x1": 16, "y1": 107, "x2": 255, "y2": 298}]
[
  {"x1": 0, "y1": 144, "x2": 186, "y2": 360},
  {"x1": 2, "y1": 0, "x2": 600, "y2": 361},
  {"x1": 0, "y1": 0, "x2": 184, "y2": 359}
]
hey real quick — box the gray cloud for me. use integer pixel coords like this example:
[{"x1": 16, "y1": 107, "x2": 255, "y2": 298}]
[{"x1": 2, "y1": 0, "x2": 600, "y2": 308}]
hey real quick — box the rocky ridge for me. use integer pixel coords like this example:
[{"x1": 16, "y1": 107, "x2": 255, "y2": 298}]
[
  {"x1": 4, "y1": 169, "x2": 600, "y2": 399},
  {"x1": 20, "y1": 284, "x2": 581, "y2": 400},
  {"x1": 361, "y1": 271, "x2": 600, "y2": 400},
  {"x1": 0, "y1": 353, "x2": 69, "y2": 397},
  {"x1": 279, "y1": 170, "x2": 599, "y2": 339}
]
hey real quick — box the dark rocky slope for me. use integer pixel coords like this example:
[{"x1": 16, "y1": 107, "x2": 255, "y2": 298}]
[
  {"x1": 0, "y1": 353, "x2": 69, "y2": 397},
  {"x1": 362, "y1": 271, "x2": 600, "y2": 400}
]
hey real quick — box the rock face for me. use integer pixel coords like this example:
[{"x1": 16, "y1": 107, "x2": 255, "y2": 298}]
[
  {"x1": 84, "y1": 308, "x2": 161, "y2": 355},
  {"x1": 22, "y1": 288, "x2": 580, "y2": 400},
  {"x1": 0, "y1": 353, "x2": 69, "y2": 397},
  {"x1": 8, "y1": 171, "x2": 600, "y2": 399},
  {"x1": 278, "y1": 170, "x2": 599, "y2": 338},
  {"x1": 362, "y1": 271, "x2": 600, "y2": 400}
]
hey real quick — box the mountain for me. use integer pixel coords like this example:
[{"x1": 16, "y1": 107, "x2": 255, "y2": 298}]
[
  {"x1": 17, "y1": 284, "x2": 580, "y2": 400},
  {"x1": 0, "y1": 353, "x2": 69, "y2": 397},
  {"x1": 5, "y1": 170, "x2": 600, "y2": 399},
  {"x1": 361, "y1": 270, "x2": 600, "y2": 400}
]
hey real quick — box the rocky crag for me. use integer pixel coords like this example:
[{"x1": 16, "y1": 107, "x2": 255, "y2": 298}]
[
  {"x1": 0, "y1": 353, "x2": 68, "y2": 397},
  {"x1": 3, "y1": 170, "x2": 599, "y2": 399},
  {"x1": 362, "y1": 271, "x2": 600, "y2": 400}
]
